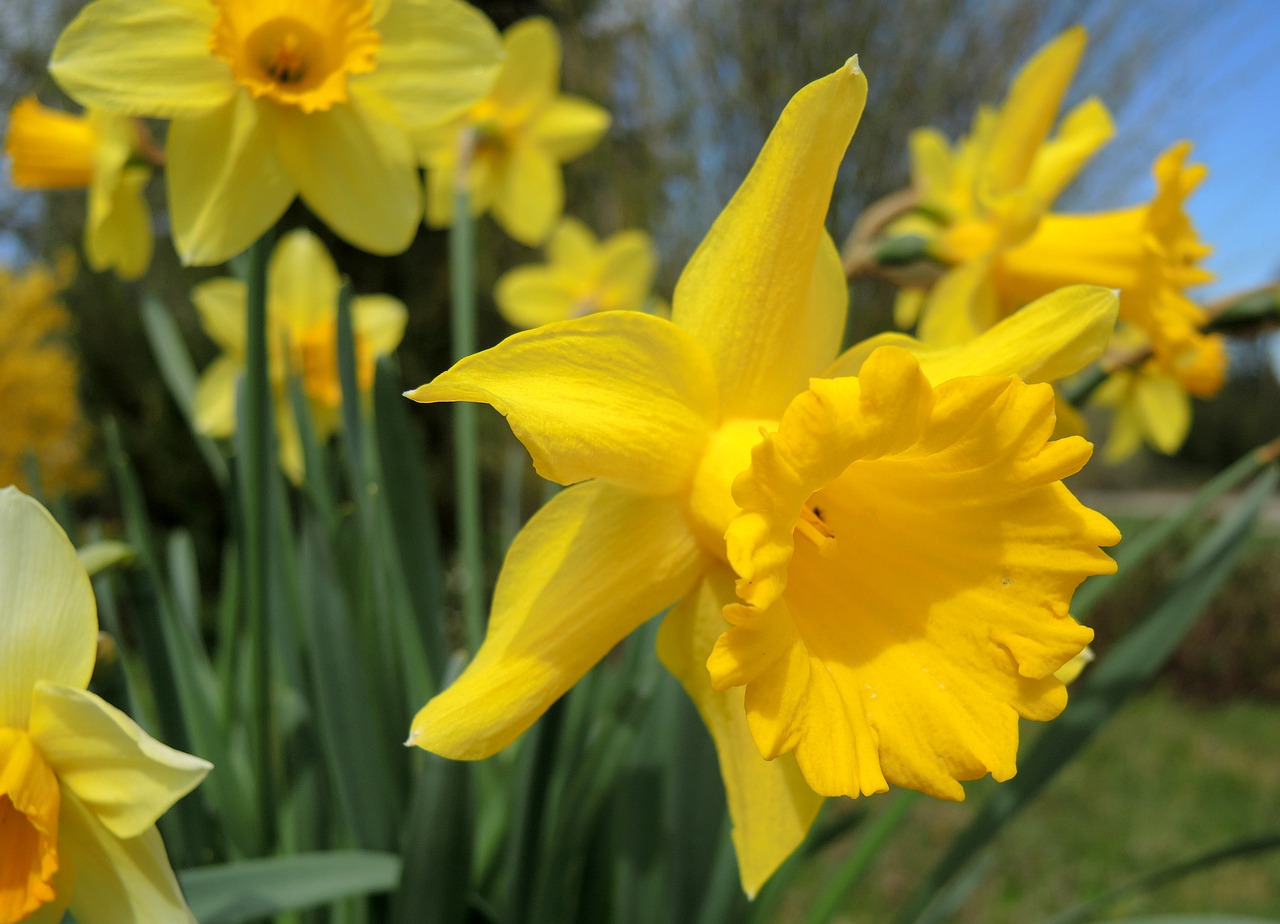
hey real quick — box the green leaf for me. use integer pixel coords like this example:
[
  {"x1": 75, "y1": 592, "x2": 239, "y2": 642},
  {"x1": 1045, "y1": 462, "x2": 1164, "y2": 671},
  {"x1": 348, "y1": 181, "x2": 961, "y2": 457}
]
[
  {"x1": 181, "y1": 852, "x2": 401, "y2": 924},
  {"x1": 139, "y1": 295, "x2": 229, "y2": 488},
  {"x1": 897, "y1": 464, "x2": 1279, "y2": 924},
  {"x1": 77, "y1": 540, "x2": 136, "y2": 577},
  {"x1": 1043, "y1": 832, "x2": 1280, "y2": 924},
  {"x1": 396, "y1": 755, "x2": 473, "y2": 924}
]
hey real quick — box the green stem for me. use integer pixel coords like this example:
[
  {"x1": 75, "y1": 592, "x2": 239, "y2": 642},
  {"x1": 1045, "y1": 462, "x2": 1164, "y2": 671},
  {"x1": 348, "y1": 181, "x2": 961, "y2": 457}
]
[
  {"x1": 242, "y1": 233, "x2": 277, "y2": 848},
  {"x1": 450, "y1": 130, "x2": 485, "y2": 652}
]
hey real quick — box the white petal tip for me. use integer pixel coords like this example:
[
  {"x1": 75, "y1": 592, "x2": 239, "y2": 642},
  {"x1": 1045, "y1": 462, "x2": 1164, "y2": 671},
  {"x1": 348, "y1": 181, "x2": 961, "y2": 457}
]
[{"x1": 845, "y1": 55, "x2": 863, "y2": 77}]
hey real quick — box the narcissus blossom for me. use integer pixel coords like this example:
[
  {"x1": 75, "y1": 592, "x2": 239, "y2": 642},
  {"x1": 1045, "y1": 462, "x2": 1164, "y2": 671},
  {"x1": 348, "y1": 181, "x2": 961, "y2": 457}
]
[
  {"x1": 5, "y1": 98, "x2": 154, "y2": 280},
  {"x1": 50, "y1": 0, "x2": 503, "y2": 264},
  {"x1": 0, "y1": 487, "x2": 211, "y2": 923},
  {"x1": 193, "y1": 228, "x2": 407, "y2": 482},
  {"x1": 419, "y1": 17, "x2": 611, "y2": 244},
  {"x1": 406, "y1": 57, "x2": 1119, "y2": 895},
  {"x1": 494, "y1": 217, "x2": 660, "y2": 329}
]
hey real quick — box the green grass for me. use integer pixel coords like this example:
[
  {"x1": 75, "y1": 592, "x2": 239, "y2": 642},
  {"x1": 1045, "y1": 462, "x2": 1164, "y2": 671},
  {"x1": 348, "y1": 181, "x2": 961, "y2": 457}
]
[{"x1": 779, "y1": 689, "x2": 1280, "y2": 922}]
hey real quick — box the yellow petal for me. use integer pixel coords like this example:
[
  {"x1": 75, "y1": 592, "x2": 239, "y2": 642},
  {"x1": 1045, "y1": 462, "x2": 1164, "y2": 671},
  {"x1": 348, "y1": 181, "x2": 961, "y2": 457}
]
[
  {"x1": 916, "y1": 259, "x2": 999, "y2": 346},
  {"x1": 167, "y1": 95, "x2": 296, "y2": 266},
  {"x1": 908, "y1": 127, "x2": 955, "y2": 208},
  {"x1": 720, "y1": 348, "x2": 1119, "y2": 798},
  {"x1": 490, "y1": 17, "x2": 560, "y2": 119},
  {"x1": 50, "y1": 0, "x2": 233, "y2": 118},
  {"x1": 191, "y1": 278, "x2": 247, "y2": 354},
  {"x1": 406, "y1": 311, "x2": 718, "y2": 495},
  {"x1": 597, "y1": 231, "x2": 658, "y2": 312},
  {"x1": 547, "y1": 217, "x2": 598, "y2": 266},
  {"x1": 1135, "y1": 370, "x2": 1191, "y2": 455},
  {"x1": 983, "y1": 26, "x2": 1087, "y2": 197},
  {"x1": 1025, "y1": 97, "x2": 1114, "y2": 206},
  {"x1": 671, "y1": 58, "x2": 865, "y2": 418},
  {"x1": 491, "y1": 141, "x2": 563, "y2": 245},
  {"x1": 193, "y1": 356, "x2": 241, "y2": 438},
  {"x1": 408, "y1": 483, "x2": 707, "y2": 758},
  {"x1": 353, "y1": 295, "x2": 408, "y2": 356},
  {"x1": 494, "y1": 265, "x2": 574, "y2": 329},
  {"x1": 275, "y1": 401, "x2": 309, "y2": 486},
  {"x1": 58, "y1": 791, "x2": 196, "y2": 924},
  {"x1": 85, "y1": 164, "x2": 153, "y2": 281},
  {"x1": 276, "y1": 95, "x2": 420, "y2": 256},
  {"x1": 0, "y1": 488, "x2": 96, "y2": 729},
  {"x1": 268, "y1": 229, "x2": 341, "y2": 333},
  {"x1": 28, "y1": 684, "x2": 210, "y2": 841},
  {"x1": 1099, "y1": 377, "x2": 1145, "y2": 463},
  {"x1": 830, "y1": 285, "x2": 1119, "y2": 386},
  {"x1": 656, "y1": 569, "x2": 822, "y2": 898},
  {"x1": 359, "y1": 0, "x2": 502, "y2": 129},
  {"x1": 530, "y1": 96, "x2": 611, "y2": 161}
]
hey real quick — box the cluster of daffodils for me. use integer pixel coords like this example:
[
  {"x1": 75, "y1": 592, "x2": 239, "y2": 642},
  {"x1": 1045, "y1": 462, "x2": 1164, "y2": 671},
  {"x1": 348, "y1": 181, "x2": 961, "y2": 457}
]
[
  {"x1": 0, "y1": 488, "x2": 210, "y2": 922},
  {"x1": 405, "y1": 59, "x2": 1120, "y2": 893},
  {"x1": 12, "y1": 2, "x2": 619, "y2": 271},
  {"x1": 881, "y1": 28, "x2": 1226, "y2": 460}
]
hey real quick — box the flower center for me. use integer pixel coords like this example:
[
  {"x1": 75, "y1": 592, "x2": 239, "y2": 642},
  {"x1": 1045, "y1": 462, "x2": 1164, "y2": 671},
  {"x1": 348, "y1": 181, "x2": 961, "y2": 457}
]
[
  {"x1": 0, "y1": 729, "x2": 60, "y2": 923},
  {"x1": 211, "y1": 0, "x2": 380, "y2": 113},
  {"x1": 288, "y1": 319, "x2": 372, "y2": 411}
]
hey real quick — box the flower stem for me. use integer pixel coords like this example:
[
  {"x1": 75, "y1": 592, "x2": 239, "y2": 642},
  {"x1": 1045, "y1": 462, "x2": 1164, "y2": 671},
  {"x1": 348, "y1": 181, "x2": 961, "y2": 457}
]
[
  {"x1": 451, "y1": 128, "x2": 485, "y2": 652},
  {"x1": 241, "y1": 232, "x2": 277, "y2": 847}
]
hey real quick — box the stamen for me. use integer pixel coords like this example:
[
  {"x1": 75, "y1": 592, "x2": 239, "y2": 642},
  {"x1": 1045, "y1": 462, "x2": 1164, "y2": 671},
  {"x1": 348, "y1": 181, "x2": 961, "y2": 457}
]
[
  {"x1": 796, "y1": 504, "x2": 838, "y2": 558},
  {"x1": 265, "y1": 32, "x2": 307, "y2": 84}
]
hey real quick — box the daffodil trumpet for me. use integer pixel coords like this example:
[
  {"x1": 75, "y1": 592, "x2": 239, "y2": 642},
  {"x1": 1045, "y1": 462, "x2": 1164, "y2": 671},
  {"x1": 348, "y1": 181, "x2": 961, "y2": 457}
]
[{"x1": 405, "y1": 55, "x2": 1120, "y2": 895}]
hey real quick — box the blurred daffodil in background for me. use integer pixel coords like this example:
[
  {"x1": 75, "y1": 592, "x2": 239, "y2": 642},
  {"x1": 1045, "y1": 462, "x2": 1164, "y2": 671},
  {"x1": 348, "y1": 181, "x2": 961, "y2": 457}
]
[
  {"x1": 5, "y1": 98, "x2": 155, "y2": 280},
  {"x1": 406, "y1": 57, "x2": 1119, "y2": 894},
  {"x1": 0, "y1": 258, "x2": 97, "y2": 497},
  {"x1": 49, "y1": 0, "x2": 503, "y2": 264},
  {"x1": 419, "y1": 17, "x2": 611, "y2": 245},
  {"x1": 886, "y1": 26, "x2": 1225, "y2": 460},
  {"x1": 193, "y1": 228, "x2": 407, "y2": 483},
  {"x1": 494, "y1": 217, "x2": 661, "y2": 329},
  {"x1": 0, "y1": 487, "x2": 211, "y2": 924}
]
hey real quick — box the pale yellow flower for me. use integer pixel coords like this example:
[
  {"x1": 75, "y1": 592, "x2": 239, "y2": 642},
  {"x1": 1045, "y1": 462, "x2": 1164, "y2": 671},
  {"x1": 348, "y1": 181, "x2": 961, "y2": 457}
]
[
  {"x1": 405, "y1": 57, "x2": 1119, "y2": 893},
  {"x1": 0, "y1": 258, "x2": 97, "y2": 496},
  {"x1": 193, "y1": 228, "x2": 407, "y2": 481},
  {"x1": 5, "y1": 98, "x2": 153, "y2": 280},
  {"x1": 0, "y1": 487, "x2": 211, "y2": 923},
  {"x1": 50, "y1": 0, "x2": 503, "y2": 264},
  {"x1": 494, "y1": 217, "x2": 659, "y2": 329},
  {"x1": 419, "y1": 17, "x2": 611, "y2": 245}
]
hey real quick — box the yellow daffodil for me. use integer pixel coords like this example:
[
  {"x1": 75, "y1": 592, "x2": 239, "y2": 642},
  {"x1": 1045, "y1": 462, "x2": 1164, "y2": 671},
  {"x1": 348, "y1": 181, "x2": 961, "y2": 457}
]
[
  {"x1": 0, "y1": 487, "x2": 211, "y2": 923},
  {"x1": 50, "y1": 0, "x2": 503, "y2": 265},
  {"x1": 494, "y1": 217, "x2": 659, "y2": 329},
  {"x1": 0, "y1": 258, "x2": 97, "y2": 496},
  {"x1": 405, "y1": 57, "x2": 1120, "y2": 894},
  {"x1": 1090, "y1": 324, "x2": 1228, "y2": 461},
  {"x1": 193, "y1": 228, "x2": 407, "y2": 482},
  {"x1": 419, "y1": 17, "x2": 611, "y2": 245},
  {"x1": 5, "y1": 98, "x2": 154, "y2": 281},
  {"x1": 903, "y1": 26, "x2": 1114, "y2": 277}
]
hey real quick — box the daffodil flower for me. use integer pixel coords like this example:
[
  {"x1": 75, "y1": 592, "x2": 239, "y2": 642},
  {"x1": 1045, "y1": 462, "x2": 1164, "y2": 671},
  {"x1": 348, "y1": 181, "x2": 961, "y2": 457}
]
[
  {"x1": 494, "y1": 217, "x2": 660, "y2": 329},
  {"x1": 406, "y1": 57, "x2": 1120, "y2": 894},
  {"x1": 193, "y1": 228, "x2": 407, "y2": 482},
  {"x1": 0, "y1": 258, "x2": 97, "y2": 496},
  {"x1": 419, "y1": 17, "x2": 611, "y2": 245},
  {"x1": 50, "y1": 0, "x2": 503, "y2": 264},
  {"x1": 5, "y1": 98, "x2": 154, "y2": 280},
  {"x1": 0, "y1": 487, "x2": 211, "y2": 923}
]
